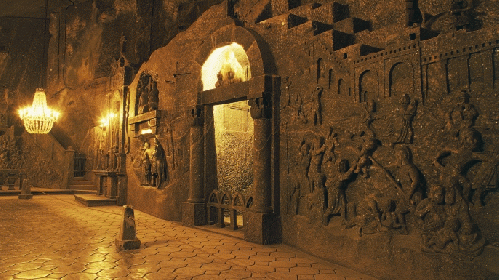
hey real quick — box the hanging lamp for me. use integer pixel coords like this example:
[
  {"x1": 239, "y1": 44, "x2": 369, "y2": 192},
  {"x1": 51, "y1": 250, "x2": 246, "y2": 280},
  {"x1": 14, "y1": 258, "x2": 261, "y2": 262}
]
[{"x1": 18, "y1": 88, "x2": 59, "y2": 134}]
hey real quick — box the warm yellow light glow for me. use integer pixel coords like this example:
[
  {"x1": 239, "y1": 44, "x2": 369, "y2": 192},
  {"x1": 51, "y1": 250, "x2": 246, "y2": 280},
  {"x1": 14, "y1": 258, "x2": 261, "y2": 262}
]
[
  {"x1": 18, "y1": 88, "x2": 59, "y2": 134},
  {"x1": 99, "y1": 112, "x2": 117, "y2": 127},
  {"x1": 201, "y1": 43, "x2": 251, "y2": 91},
  {"x1": 140, "y1": 129, "x2": 152, "y2": 135}
]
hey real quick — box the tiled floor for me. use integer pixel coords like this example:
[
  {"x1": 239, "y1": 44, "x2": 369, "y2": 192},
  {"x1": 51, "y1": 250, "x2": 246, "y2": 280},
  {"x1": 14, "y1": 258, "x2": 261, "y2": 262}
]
[{"x1": 0, "y1": 195, "x2": 378, "y2": 280}]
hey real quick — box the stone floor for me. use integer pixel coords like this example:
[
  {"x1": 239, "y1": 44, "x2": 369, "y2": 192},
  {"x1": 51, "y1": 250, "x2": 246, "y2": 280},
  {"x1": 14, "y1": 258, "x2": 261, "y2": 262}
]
[{"x1": 0, "y1": 195, "x2": 378, "y2": 280}]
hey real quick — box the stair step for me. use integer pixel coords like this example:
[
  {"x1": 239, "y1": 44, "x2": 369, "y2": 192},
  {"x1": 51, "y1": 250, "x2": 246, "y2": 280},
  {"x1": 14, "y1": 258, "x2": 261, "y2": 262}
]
[
  {"x1": 74, "y1": 194, "x2": 117, "y2": 207},
  {"x1": 70, "y1": 180, "x2": 94, "y2": 185},
  {"x1": 68, "y1": 184, "x2": 96, "y2": 191}
]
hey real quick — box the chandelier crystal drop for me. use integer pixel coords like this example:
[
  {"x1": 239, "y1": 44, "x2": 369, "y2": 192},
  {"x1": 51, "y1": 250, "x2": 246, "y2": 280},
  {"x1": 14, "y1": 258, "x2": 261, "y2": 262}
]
[{"x1": 18, "y1": 88, "x2": 60, "y2": 134}]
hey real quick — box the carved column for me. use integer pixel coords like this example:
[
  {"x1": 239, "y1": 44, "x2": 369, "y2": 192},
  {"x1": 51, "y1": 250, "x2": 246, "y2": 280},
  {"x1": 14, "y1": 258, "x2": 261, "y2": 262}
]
[
  {"x1": 244, "y1": 96, "x2": 278, "y2": 244},
  {"x1": 182, "y1": 105, "x2": 207, "y2": 226},
  {"x1": 250, "y1": 97, "x2": 272, "y2": 213}
]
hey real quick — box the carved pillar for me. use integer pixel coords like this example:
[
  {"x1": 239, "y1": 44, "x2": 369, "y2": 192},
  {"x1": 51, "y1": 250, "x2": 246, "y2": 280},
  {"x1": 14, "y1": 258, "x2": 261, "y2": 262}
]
[
  {"x1": 182, "y1": 105, "x2": 207, "y2": 226},
  {"x1": 244, "y1": 96, "x2": 279, "y2": 244},
  {"x1": 250, "y1": 97, "x2": 272, "y2": 213}
]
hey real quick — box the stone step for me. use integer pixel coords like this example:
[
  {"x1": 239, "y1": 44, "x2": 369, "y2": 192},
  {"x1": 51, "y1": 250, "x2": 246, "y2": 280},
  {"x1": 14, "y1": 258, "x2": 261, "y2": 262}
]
[
  {"x1": 74, "y1": 194, "x2": 117, "y2": 207},
  {"x1": 70, "y1": 178, "x2": 94, "y2": 185},
  {"x1": 68, "y1": 184, "x2": 96, "y2": 191}
]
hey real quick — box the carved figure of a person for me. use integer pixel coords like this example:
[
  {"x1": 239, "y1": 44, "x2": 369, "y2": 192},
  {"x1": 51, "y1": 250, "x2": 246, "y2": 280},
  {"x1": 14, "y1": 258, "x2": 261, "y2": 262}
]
[
  {"x1": 324, "y1": 128, "x2": 339, "y2": 163},
  {"x1": 308, "y1": 137, "x2": 326, "y2": 193},
  {"x1": 394, "y1": 94, "x2": 418, "y2": 145},
  {"x1": 394, "y1": 146, "x2": 423, "y2": 206},
  {"x1": 137, "y1": 80, "x2": 150, "y2": 114},
  {"x1": 151, "y1": 138, "x2": 168, "y2": 188},
  {"x1": 148, "y1": 80, "x2": 159, "y2": 111},
  {"x1": 215, "y1": 72, "x2": 224, "y2": 88},
  {"x1": 323, "y1": 159, "x2": 357, "y2": 225},
  {"x1": 446, "y1": 90, "x2": 478, "y2": 140},
  {"x1": 415, "y1": 185, "x2": 460, "y2": 252},
  {"x1": 142, "y1": 142, "x2": 152, "y2": 185},
  {"x1": 354, "y1": 131, "x2": 378, "y2": 178},
  {"x1": 434, "y1": 127, "x2": 482, "y2": 203},
  {"x1": 311, "y1": 86, "x2": 323, "y2": 125},
  {"x1": 226, "y1": 69, "x2": 236, "y2": 85},
  {"x1": 298, "y1": 140, "x2": 311, "y2": 190}
]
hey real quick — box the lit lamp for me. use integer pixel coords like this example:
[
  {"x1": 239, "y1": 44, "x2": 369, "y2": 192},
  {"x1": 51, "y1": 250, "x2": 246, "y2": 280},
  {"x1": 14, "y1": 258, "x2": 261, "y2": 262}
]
[
  {"x1": 100, "y1": 112, "x2": 116, "y2": 128},
  {"x1": 18, "y1": 88, "x2": 60, "y2": 134}
]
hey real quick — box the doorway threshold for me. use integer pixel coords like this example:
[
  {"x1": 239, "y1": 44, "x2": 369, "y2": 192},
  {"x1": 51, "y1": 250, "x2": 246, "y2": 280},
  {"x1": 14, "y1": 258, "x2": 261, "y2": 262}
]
[{"x1": 194, "y1": 224, "x2": 245, "y2": 240}]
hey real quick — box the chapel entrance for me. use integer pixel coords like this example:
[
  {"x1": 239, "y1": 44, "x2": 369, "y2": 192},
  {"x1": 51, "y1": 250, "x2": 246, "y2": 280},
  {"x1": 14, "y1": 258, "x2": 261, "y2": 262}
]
[
  {"x1": 182, "y1": 25, "x2": 280, "y2": 244},
  {"x1": 212, "y1": 100, "x2": 254, "y2": 229}
]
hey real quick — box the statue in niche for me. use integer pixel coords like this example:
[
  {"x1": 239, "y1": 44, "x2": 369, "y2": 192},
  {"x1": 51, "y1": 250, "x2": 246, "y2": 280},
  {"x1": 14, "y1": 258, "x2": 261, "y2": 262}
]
[
  {"x1": 311, "y1": 86, "x2": 323, "y2": 125},
  {"x1": 112, "y1": 145, "x2": 119, "y2": 171},
  {"x1": 151, "y1": 138, "x2": 168, "y2": 188},
  {"x1": 323, "y1": 159, "x2": 357, "y2": 226},
  {"x1": 148, "y1": 80, "x2": 159, "y2": 111},
  {"x1": 215, "y1": 72, "x2": 224, "y2": 88},
  {"x1": 137, "y1": 79, "x2": 150, "y2": 114},
  {"x1": 215, "y1": 68, "x2": 242, "y2": 88},
  {"x1": 141, "y1": 142, "x2": 152, "y2": 185},
  {"x1": 393, "y1": 94, "x2": 418, "y2": 145}
]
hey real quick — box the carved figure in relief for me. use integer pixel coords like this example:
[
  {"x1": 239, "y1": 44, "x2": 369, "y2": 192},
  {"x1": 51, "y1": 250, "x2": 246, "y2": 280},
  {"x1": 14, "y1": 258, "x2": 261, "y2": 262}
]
[
  {"x1": 297, "y1": 95, "x2": 308, "y2": 124},
  {"x1": 434, "y1": 127, "x2": 482, "y2": 204},
  {"x1": 353, "y1": 196, "x2": 382, "y2": 235},
  {"x1": 324, "y1": 127, "x2": 339, "y2": 163},
  {"x1": 378, "y1": 198, "x2": 406, "y2": 232},
  {"x1": 394, "y1": 94, "x2": 418, "y2": 145},
  {"x1": 142, "y1": 142, "x2": 152, "y2": 185},
  {"x1": 362, "y1": 101, "x2": 377, "y2": 136},
  {"x1": 151, "y1": 138, "x2": 168, "y2": 188},
  {"x1": 323, "y1": 159, "x2": 357, "y2": 225},
  {"x1": 298, "y1": 140, "x2": 311, "y2": 195},
  {"x1": 394, "y1": 146, "x2": 423, "y2": 206},
  {"x1": 415, "y1": 184, "x2": 485, "y2": 254},
  {"x1": 416, "y1": 185, "x2": 460, "y2": 252},
  {"x1": 308, "y1": 137, "x2": 326, "y2": 193},
  {"x1": 354, "y1": 131, "x2": 378, "y2": 178},
  {"x1": 311, "y1": 86, "x2": 323, "y2": 125},
  {"x1": 445, "y1": 90, "x2": 478, "y2": 140}
]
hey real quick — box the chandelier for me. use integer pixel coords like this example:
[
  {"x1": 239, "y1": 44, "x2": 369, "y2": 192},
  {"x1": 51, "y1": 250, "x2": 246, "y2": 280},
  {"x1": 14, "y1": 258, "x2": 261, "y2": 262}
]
[{"x1": 18, "y1": 88, "x2": 60, "y2": 134}]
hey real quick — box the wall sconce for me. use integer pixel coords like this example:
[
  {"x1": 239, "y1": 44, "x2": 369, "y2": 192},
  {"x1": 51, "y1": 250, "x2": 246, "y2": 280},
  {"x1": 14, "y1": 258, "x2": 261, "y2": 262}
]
[
  {"x1": 100, "y1": 112, "x2": 117, "y2": 128},
  {"x1": 18, "y1": 88, "x2": 60, "y2": 134}
]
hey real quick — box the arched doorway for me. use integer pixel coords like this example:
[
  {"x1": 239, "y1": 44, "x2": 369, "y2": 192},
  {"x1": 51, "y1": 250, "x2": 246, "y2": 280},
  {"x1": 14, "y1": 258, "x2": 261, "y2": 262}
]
[{"x1": 182, "y1": 25, "x2": 280, "y2": 245}]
